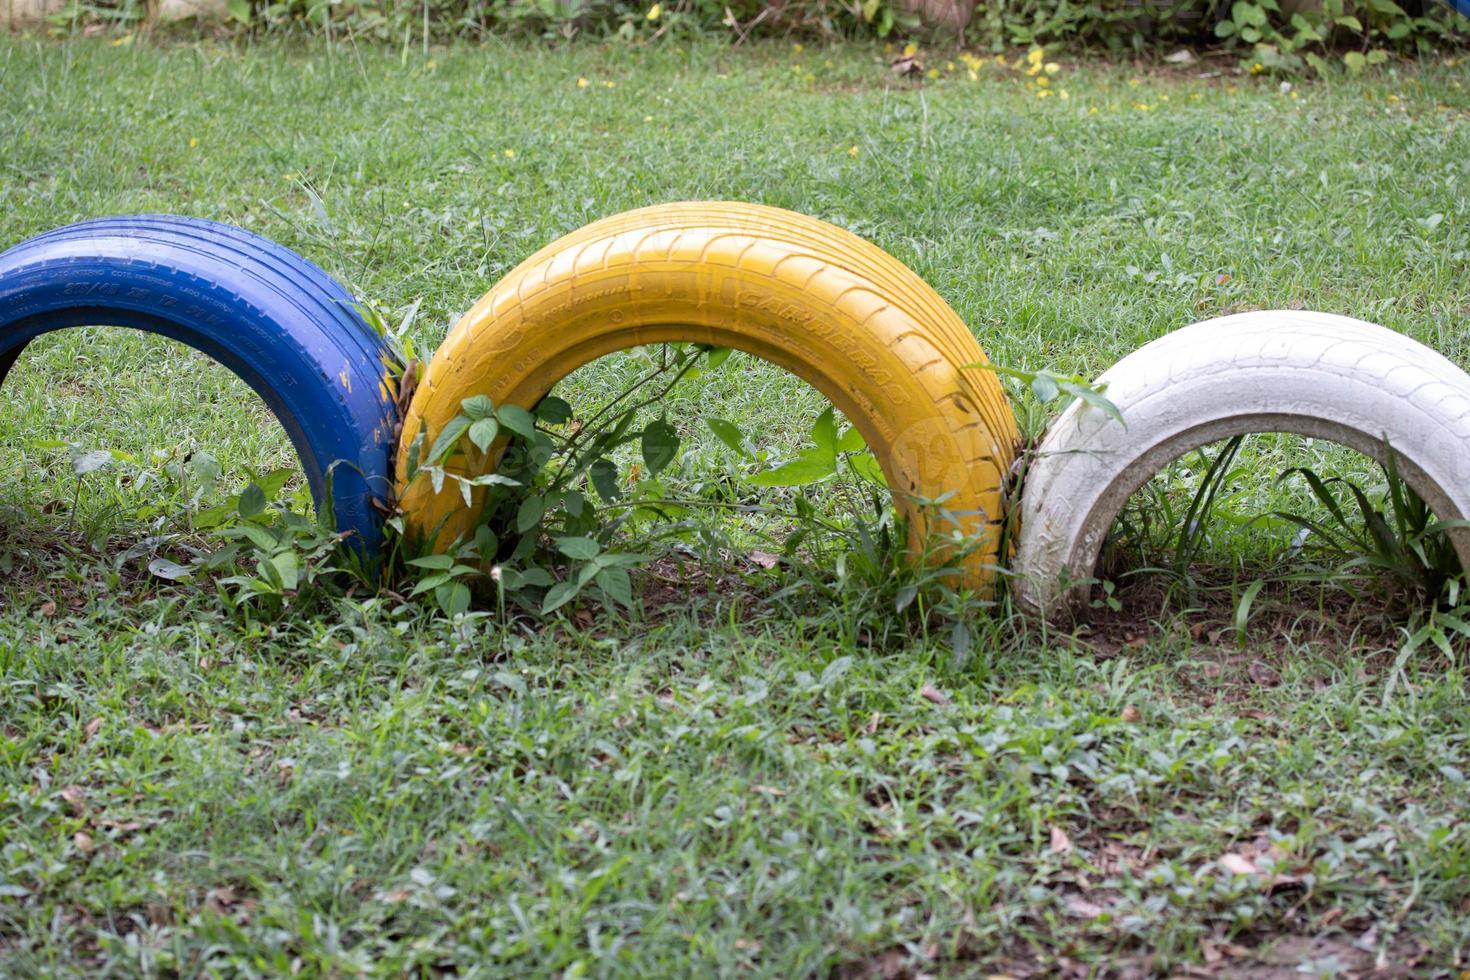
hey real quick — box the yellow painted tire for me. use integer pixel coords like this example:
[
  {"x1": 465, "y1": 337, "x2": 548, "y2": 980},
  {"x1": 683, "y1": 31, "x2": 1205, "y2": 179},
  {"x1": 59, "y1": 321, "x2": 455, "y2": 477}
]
[{"x1": 396, "y1": 202, "x2": 1019, "y2": 586}]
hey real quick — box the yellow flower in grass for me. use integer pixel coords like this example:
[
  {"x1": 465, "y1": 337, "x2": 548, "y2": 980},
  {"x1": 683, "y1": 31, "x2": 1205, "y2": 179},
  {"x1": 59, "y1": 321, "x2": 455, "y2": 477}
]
[
  {"x1": 903, "y1": 42, "x2": 919, "y2": 57},
  {"x1": 848, "y1": 144, "x2": 860, "y2": 157},
  {"x1": 503, "y1": 149, "x2": 516, "y2": 159},
  {"x1": 577, "y1": 77, "x2": 589, "y2": 88},
  {"x1": 646, "y1": 3, "x2": 661, "y2": 19},
  {"x1": 189, "y1": 137, "x2": 199, "y2": 148}
]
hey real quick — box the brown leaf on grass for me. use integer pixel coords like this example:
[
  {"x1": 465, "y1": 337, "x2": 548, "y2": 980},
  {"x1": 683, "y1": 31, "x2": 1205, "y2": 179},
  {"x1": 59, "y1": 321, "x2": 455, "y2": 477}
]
[
  {"x1": 59, "y1": 785, "x2": 86, "y2": 816},
  {"x1": 1063, "y1": 894, "x2": 1104, "y2": 919},
  {"x1": 377, "y1": 888, "x2": 413, "y2": 904},
  {"x1": 205, "y1": 887, "x2": 239, "y2": 915},
  {"x1": 96, "y1": 818, "x2": 143, "y2": 832},
  {"x1": 1247, "y1": 660, "x2": 1281, "y2": 686},
  {"x1": 83, "y1": 717, "x2": 103, "y2": 741},
  {"x1": 890, "y1": 54, "x2": 923, "y2": 76},
  {"x1": 73, "y1": 831, "x2": 94, "y2": 853},
  {"x1": 1218, "y1": 852, "x2": 1259, "y2": 875},
  {"x1": 1050, "y1": 826, "x2": 1073, "y2": 854},
  {"x1": 1121, "y1": 704, "x2": 1141, "y2": 723},
  {"x1": 39, "y1": 600, "x2": 57, "y2": 618},
  {"x1": 920, "y1": 684, "x2": 949, "y2": 706},
  {"x1": 866, "y1": 711, "x2": 881, "y2": 735},
  {"x1": 748, "y1": 551, "x2": 780, "y2": 569}
]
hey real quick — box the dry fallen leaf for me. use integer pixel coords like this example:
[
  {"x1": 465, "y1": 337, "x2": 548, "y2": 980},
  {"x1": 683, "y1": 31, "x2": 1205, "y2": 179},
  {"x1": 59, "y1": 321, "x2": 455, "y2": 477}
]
[
  {"x1": 1219, "y1": 852, "x2": 1259, "y2": 875},
  {"x1": 39, "y1": 600, "x2": 57, "y2": 618},
  {"x1": 59, "y1": 785, "x2": 86, "y2": 816},
  {"x1": 73, "y1": 831, "x2": 94, "y2": 853},
  {"x1": 83, "y1": 717, "x2": 103, "y2": 741},
  {"x1": 866, "y1": 711, "x2": 881, "y2": 735},
  {"x1": 890, "y1": 53, "x2": 923, "y2": 76},
  {"x1": 1121, "y1": 705, "x2": 1141, "y2": 723},
  {"x1": 920, "y1": 684, "x2": 950, "y2": 706},
  {"x1": 748, "y1": 551, "x2": 780, "y2": 569},
  {"x1": 1050, "y1": 826, "x2": 1073, "y2": 854},
  {"x1": 205, "y1": 886, "x2": 239, "y2": 915},
  {"x1": 1247, "y1": 661, "x2": 1281, "y2": 687},
  {"x1": 1064, "y1": 894, "x2": 1104, "y2": 918}
]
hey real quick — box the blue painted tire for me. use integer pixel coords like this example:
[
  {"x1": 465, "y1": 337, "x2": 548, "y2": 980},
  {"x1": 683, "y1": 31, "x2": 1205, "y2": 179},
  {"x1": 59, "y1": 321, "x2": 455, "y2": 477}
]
[{"x1": 0, "y1": 215, "x2": 398, "y2": 557}]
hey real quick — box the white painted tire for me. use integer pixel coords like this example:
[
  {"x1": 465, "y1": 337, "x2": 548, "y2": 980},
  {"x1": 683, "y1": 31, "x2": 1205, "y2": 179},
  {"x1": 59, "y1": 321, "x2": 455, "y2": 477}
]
[{"x1": 1014, "y1": 311, "x2": 1470, "y2": 620}]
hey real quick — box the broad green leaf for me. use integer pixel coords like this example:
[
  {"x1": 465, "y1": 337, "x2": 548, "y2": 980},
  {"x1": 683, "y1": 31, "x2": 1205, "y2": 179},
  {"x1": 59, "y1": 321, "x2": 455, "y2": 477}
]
[
  {"x1": 237, "y1": 483, "x2": 267, "y2": 519},
  {"x1": 641, "y1": 419, "x2": 680, "y2": 476},
  {"x1": 468, "y1": 418, "x2": 500, "y2": 453},
  {"x1": 556, "y1": 536, "x2": 601, "y2": 561},
  {"x1": 516, "y1": 495, "x2": 546, "y2": 533},
  {"x1": 590, "y1": 458, "x2": 621, "y2": 502},
  {"x1": 536, "y1": 395, "x2": 573, "y2": 424},
  {"x1": 461, "y1": 394, "x2": 495, "y2": 420},
  {"x1": 1057, "y1": 380, "x2": 1125, "y2": 426},
  {"x1": 542, "y1": 579, "x2": 581, "y2": 614},
  {"x1": 227, "y1": 0, "x2": 250, "y2": 22},
  {"x1": 496, "y1": 404, "x2": 538, "y2": 440},
  {"x1": 595, "y1": 566, "x2": 633, "y2": 609},
  {"x1": 706, "y1": 418, "x2": 751, "y2": 458},
  {"x1": 1031, "y1": 372, "x2": 1060, "y2": 403},
  {"x1": 810, "y1": 407, "x2": 838, "y2": 457},
  {"x1": 837, "y1": 427, "x2": 866, "y2": 454},
  {"x1": 435, "y1": 581, "x2": 471, "y2": 618},
  {"x1": 848, "y1": 451, "x2": 887, "y2": 486},
  {"x1": 426, "y1": 416, "x2": 471, "y2": 465},
  {"x1": 749, "y1": 452, "x2": 837, "y2": 488},
  {"x1": 519, "y1": 566, "x2": 554, "y2": 587},
  {"x1": 407, "y1": 554, "x2": 455, "y2": 570},
  {"x1": 704, "y1": 346, "x2": 732, "y2": 370},
  {"x1": 271, "y1": 551, "x2": 300, "y2": 591}
]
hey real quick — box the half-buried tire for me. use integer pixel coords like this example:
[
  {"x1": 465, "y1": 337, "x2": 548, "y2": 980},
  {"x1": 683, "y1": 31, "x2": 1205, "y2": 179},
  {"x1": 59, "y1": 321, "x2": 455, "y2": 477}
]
[
  {"x1": 395, "y1": 202, "x2": 1020, "y2": 588},
  {"x1": 0, "y1": 215, "x2": 399, "y2": 557},
  {"x1": 1014, "y1": 311, "x2": 1470, "y2": 620}
]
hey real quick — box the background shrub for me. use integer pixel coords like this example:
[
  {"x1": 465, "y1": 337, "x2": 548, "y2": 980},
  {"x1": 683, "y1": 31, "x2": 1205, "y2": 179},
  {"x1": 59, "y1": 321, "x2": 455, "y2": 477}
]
[{"x1": 23, "y1": 0, "x2": 1470, "y2": 83}]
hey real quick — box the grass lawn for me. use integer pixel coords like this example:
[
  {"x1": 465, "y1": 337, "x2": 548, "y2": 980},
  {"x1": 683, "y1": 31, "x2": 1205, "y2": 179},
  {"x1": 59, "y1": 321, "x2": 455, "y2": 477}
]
[{"x1": 2, "y1": 36, "x2": 1470, "y2": 976}]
